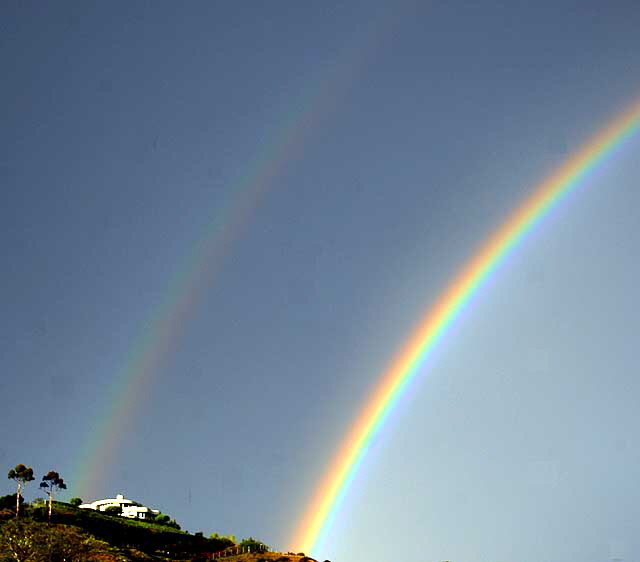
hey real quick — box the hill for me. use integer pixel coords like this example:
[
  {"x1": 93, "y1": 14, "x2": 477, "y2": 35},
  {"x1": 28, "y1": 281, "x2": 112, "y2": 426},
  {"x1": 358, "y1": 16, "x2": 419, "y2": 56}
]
[
  {"x1": 211, "y1": 554, "x2": 318, "y2": 562},
  {"x1": 0, "y1": 502, "x2": 314, "y2": 562}
]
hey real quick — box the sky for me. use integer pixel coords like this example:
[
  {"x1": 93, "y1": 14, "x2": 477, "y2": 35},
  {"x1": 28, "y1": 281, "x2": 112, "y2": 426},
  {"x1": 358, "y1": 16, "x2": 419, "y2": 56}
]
[{"x1": 1, "y1": 2, "x2": 640, "y2": 561}]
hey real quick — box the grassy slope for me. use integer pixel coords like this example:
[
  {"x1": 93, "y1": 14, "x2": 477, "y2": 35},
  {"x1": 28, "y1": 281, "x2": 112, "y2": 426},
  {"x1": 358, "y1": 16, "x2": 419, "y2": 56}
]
[
  {"x1": 215, "y1": 554, "x2": 318, "y2": 562},
  {"x1": 1, "y1": 504, "x2": 316, "y2": 562},
  {"x1": 2, "y1": 503, "x2": 227, "y2": 560}
]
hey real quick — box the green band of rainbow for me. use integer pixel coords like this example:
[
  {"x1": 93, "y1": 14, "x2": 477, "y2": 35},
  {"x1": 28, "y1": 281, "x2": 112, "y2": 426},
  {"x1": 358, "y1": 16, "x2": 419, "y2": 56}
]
[{"x1": 291, "y1": 97, "x2": 640, "y2": 555}]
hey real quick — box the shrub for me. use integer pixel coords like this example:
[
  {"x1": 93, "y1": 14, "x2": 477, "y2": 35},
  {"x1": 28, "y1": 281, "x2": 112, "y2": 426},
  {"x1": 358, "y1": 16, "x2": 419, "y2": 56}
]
[
  {"x1": 0, "y1": 493, "x2": 24, "y2": 511},
  {"x1": 70, "y1": 497, "x2": 83, "y2": 507},
  {"x1": 30, "y1": 504, "x2": 48, "y2": 521}
]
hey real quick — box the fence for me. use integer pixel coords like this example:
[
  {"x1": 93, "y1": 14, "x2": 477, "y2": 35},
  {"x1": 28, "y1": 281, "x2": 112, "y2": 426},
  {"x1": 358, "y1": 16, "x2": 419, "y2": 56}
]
[{"x1": 212, "y1": 543, "x2": 269, "y2": 559}]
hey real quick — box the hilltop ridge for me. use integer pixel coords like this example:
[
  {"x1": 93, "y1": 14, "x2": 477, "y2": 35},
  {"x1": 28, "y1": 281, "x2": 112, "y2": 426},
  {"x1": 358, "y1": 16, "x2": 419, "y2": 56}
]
[
  {"x1": 0, "y1": 499, "x2": 320, "y2": 562},
  {"x1": 211, "y1": 553, "x2": 318, "y2": 562}
]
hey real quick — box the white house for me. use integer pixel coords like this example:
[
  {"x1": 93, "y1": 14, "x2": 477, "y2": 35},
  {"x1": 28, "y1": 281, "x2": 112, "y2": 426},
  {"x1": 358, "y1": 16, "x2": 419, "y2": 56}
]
[{"x1": 78, "y1": 493, "x2": 160, "y2": 520}]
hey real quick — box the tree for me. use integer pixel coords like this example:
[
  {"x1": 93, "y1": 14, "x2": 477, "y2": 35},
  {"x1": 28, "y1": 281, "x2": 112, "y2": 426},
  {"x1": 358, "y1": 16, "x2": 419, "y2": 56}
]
[
  {"x1": 7, "y1": 464, "x2": 34, "y2": 517},
  {"x1": 69, "y1": 497, "x2": 83, "y2": 507},
  {"x1": 39, "y1": 470, "x2": 66, "y2": 523},
  {"x1": 209, "y1": 532, "x2": 236, "y2": 549},
  {"x1": 153, "y1": 513, "x2": 170, "y2": 524},
  {"x1": 149, "y1": 512, "x2": 180, "y2": 529},
  {"x1": 239, "y1": 537, "x2": 268, "y2": 552}
]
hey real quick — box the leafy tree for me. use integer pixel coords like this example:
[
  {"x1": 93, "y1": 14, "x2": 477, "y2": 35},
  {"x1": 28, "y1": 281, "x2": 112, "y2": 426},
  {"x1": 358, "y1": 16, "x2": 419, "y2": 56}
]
[
  {"x1": 39, "y1": 470, "x2": 67, "y2": 523},
  {"x1": 69, "y1": 497, "x2": 83, "y2": 507},
  {"x1": 7, "y1": 464, "x2": 34, "y2": 517},
  {"x1": 239, "y1": 536, "x2": 268, "y2": 551},
  {"x1": 147, "y1": 512, "x2": 179, "y2": 529},
  {"x1": 153, "y1": 513, "x2": 170, "y2": 524},
  {"x1": 209, "y1": 532, "x2": 237, "y2": 550}
]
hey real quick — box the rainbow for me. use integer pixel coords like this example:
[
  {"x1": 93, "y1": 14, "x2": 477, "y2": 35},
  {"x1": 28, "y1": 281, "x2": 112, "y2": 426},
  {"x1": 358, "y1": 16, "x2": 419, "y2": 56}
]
[
  {"x1": 73, "y1": 82, "x2": 346, "y2": 496},
  {"x1": 71, "y1": 13, "x2": 393, "y2": 499},
  {"x1": 291, "y1": 97, "x2": 640, "y2": 555}
]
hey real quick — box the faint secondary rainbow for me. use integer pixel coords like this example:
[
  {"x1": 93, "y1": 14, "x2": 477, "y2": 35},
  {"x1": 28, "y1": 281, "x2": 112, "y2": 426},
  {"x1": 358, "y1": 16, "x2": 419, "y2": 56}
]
[
  {"x1": 292, "y1": 97, "x2": 640, "y2": 555},
  {"x1": 71, "y1": 10, "x2": 399, "y2": 499}
]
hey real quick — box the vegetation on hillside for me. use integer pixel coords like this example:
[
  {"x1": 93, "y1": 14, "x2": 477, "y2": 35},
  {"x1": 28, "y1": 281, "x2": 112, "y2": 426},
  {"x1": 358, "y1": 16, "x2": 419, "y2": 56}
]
[
  {"x1": 1, "y1": 462, "x2": 292, "y2": 562},
  {"x1": 0, "y1": 519, "x2": 129, "y2": 561}
]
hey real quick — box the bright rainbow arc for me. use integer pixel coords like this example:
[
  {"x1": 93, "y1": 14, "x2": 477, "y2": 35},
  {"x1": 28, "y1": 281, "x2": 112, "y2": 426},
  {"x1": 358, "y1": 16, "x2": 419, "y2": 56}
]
[{"x1": 292, "y1": 97, "x2": 640, "y2": 555}]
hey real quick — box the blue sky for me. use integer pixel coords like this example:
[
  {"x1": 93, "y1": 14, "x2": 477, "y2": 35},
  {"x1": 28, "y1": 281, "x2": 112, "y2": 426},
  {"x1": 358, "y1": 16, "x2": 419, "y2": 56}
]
[{"x1": 2, "y1": 2, "x2": 640, "y2": 561}]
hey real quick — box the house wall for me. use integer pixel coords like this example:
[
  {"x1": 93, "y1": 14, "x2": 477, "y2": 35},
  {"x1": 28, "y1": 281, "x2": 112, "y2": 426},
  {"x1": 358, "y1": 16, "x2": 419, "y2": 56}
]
[{"x1": 78, "y1": 494, "x2": 159, "y2": 520}]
